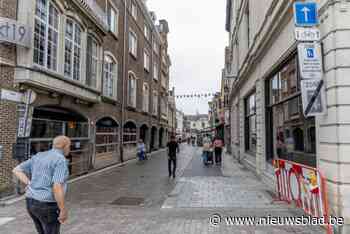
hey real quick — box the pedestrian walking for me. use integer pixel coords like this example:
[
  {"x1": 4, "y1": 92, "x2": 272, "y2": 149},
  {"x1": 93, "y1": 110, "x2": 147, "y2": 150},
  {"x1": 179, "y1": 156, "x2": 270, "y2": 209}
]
[
  {"x1": 137, "y1": 139, "x2": 147, "y2": 161},
  {"x1": 12, "y1": 136, "x2": 71, "y2": 234},
  {"x1": 166, "y1": 135, "x2": 179, "y2": 178},
  {"x1": 213, "y1": 136, "x2": 223, "y2": 165}
]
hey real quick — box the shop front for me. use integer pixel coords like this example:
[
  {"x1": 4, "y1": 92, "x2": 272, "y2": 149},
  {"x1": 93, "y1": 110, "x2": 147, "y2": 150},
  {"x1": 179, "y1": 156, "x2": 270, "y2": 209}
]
[
  {"x1": 265, "y1": 56, "x2": 316, "y2": 167},
  {"x1": 29, "y1": 106, "x2": 92, "y2": 177}
]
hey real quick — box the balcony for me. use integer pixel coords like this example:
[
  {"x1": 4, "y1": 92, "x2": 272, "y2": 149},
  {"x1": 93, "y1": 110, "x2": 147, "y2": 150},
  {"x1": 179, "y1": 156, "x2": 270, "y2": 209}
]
[{"x1": 76, "y1": 0, "x2": 108, "y2": 30}]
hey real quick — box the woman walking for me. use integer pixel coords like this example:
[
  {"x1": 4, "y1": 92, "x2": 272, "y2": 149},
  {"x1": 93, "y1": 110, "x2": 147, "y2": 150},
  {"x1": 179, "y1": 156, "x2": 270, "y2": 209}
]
[{"x1": 213, "y1": 136, "x2": 223, "y2": 165}]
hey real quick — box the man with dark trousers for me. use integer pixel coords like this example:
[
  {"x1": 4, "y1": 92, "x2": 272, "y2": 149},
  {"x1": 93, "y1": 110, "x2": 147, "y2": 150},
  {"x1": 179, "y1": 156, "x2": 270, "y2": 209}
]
[{"x1": 167, "y1": 135, "x2": 179, "y2": 178}]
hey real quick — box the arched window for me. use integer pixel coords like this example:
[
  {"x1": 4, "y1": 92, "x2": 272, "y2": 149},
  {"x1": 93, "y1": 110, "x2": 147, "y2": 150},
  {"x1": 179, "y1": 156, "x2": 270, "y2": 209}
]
[
  {"x1": 64, "y1": 18, "x2": 83, "y2": 81},
  {"x1": 104, "y1": 55, "x2": 117, "y2": 98},
  {"x1": 34, "y1": 0, "x2": 60, "y2": 71},
  {"x1": 128, "y1": 73, "x2": 137, "y2": 107},
  {"x1": 143, "y1": 83, "x2": 149, "y2": 112}
]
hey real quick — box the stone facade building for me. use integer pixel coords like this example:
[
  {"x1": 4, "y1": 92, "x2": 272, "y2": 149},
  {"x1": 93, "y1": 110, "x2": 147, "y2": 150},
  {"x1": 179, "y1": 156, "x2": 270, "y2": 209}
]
[
  {"x1": 225, "y1": 0, "x2": 350, "y2": 232},
  {"x1": 0, "y1": 0, "x2": 171, "y2": 197}
]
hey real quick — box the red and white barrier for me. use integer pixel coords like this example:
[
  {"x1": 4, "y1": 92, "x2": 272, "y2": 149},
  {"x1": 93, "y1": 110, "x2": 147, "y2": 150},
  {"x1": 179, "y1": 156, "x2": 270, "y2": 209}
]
[{"x1": 273, "y1": 159, "x2": 332, "y2": 234}]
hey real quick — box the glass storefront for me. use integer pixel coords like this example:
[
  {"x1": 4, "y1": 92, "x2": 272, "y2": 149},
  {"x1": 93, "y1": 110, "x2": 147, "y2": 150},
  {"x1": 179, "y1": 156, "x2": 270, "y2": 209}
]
[
  {"x1": 266, "y1": 56, "x2": 316, "y2": 167},
  {"x1": 29, "y1": 106, "x2": 91, "y2": 177}
]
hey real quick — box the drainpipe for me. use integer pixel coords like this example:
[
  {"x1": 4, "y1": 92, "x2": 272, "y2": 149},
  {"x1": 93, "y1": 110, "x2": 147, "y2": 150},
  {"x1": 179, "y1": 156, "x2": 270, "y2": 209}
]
[{"x1": 120, "y1": 0, "x2": 128, "y2": 163}]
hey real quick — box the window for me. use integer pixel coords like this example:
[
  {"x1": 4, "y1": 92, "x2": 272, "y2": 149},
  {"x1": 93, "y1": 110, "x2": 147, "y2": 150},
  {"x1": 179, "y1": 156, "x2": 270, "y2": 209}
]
[
  {"x1": 245, "y1": 92, "x2": 256, "y2": 153},
  {"x1": 131, "y1": 1, "x2": 137, "y2": 20},
  {"x1": 266, "y1": 56, "x2": 316, "y2": 167},
  {"x1": 153, "y1": 41, "x2": 159, "y2": 54},
  {"x1": 144, "y1": 24, "x2": 150, "y2": 40},
  {"x1": 143, "y1": 83, "x2": 149, "y2": 112},
  {"x1": 129, "y1": 30, "x2": 137, "y2": 57},
  {"x1": 86, "y1": 36, "x2": 99, "y2": 88},
  {"x1": 153, "y1": 62, "x2": 158, "y2": 80},
  {"x1": 104, "y1": 55, "x2": 117, "y2": 98},
  {"x1": 144, "y1": 50, "x2": 150, "y2": 71},
  {"x1": 95, "y1": 118, "x2": 119, "y2": 161},
  {"x1": 64, "y1": 19, "x2": 82, "y2": 81},
  {"x1": 128, "y1": 74, "x2": 137, "y2": 107},
  {"x1": 152, "y1": 91, "x2": 158, "y2": 115},
  {"x1": 34, "y1": 0, "x2": 59, "y2": 71},
  {"x1": 108, "y1": 5, "x2": 118, "y2": 35}
]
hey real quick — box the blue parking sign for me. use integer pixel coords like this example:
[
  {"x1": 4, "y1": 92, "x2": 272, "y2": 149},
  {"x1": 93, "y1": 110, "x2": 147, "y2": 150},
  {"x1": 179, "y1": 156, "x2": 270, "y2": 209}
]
[{"x1": 294, "y1": 2, "x2": 318, "y2": 26}]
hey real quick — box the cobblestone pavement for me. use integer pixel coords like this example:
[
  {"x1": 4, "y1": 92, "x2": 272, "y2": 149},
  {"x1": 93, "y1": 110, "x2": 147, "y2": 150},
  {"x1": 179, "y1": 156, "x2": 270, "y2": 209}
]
[{"x1": 0, "y1": 145, "x2": 324, "y2": 234}]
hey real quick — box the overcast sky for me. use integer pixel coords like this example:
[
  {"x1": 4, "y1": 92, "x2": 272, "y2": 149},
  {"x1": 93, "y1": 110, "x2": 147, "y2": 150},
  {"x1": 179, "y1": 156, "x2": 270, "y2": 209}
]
[{"x1": 147, "y1": 0, "x2": 228, "y2": 115}]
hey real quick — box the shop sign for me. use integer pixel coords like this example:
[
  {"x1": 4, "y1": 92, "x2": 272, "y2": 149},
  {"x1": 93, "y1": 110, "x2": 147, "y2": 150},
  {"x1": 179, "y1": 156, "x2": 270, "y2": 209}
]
[
  {"x1": 298, "y1": 42, "x2": 323, "y2": 79},
  {"x1": 295, "y1": 27, "x2": 320, "y2": 41},
  {"x1": 301, "y1": 79, "x2": 326, "y2": 116},
  {"x1": 0, "y1": 17, "x2": 31, "y2": 48},
  {"x1": 293, "y1": 2, "x2": 319, "y2": 27}
]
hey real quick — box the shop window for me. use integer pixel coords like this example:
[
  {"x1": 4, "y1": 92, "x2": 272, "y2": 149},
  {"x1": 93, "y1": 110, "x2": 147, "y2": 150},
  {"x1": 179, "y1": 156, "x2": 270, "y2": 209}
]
[
  {"x1": 123, "y1": 122, "x2": 137, "y2": 144},
  {"x1": 95, "y1": 118, "x2": 119, "y2": 163},
  {"x1": 245, "y1": 92, "x2": 257, "y2": 153},
  {"x1": 266, "y1": 56, "x2": 316, "y2": 167},
  {"x1": 34, "y1": 0, "x2": 59, "y2": 71}
]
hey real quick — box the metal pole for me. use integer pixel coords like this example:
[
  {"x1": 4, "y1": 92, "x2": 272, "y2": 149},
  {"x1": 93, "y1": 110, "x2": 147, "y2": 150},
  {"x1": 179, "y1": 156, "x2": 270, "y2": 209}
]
[{"x1": 120, "y1": 0, "x2": 128, "y2": 163}]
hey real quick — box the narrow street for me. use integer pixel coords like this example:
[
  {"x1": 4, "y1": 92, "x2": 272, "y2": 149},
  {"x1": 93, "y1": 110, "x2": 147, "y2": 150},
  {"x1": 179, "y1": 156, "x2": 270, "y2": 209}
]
[{"x1": 0, "y1": 145, "x2": 323, "y2": 234}]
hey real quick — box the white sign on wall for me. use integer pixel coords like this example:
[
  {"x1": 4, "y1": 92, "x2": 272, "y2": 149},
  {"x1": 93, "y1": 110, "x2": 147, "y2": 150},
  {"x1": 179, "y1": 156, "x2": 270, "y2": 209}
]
[
  {"x1": 295, "y1": 27, "x2": 320, "y2": 41},
  {"x1": 0, "y1": 89, "x2": 23, "y2": 103},
  {"x1": 301, "y1": 79, "x2": 326, "y2": 116},
  {"x1": 298, "y1": 42, "x2": 323, "y2": 79},
  {"x1": 0, "y1": 17, "x2": 31, "y2": 48}
]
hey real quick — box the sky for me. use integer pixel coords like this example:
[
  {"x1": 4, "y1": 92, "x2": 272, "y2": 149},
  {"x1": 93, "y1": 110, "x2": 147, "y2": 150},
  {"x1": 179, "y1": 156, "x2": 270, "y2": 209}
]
[{"x1": 147, "y1": 0, "x2": 228, "y2": 115}]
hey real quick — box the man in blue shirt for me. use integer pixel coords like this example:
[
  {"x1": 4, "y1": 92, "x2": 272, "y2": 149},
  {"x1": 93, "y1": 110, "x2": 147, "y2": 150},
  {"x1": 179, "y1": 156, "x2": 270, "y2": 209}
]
[{"x1": 13, "y1": 136, "x2": 71, "y2": 234}]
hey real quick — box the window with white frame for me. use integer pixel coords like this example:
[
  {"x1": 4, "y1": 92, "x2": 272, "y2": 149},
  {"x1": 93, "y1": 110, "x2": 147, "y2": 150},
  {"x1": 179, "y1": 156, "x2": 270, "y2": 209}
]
[
  {"x1": 34, "y1": 0, "x2": 59, "y2": 71},
  {"x1": 128, "y1": 73, "x2": 137, "y2": 107},
  {"x1": 153, "y1": 62, "x2": 158, "y2": 80},
  {"x1": 144, "y1": 50, "x2": 150, "y2": 71},
  {"x1": 129, "y1": 30, "x2": 137, "y2": 57},
  {"x1": 64, "y1": 19, "x2": 82, "y2": 81},
  {"x1": 104, "y1": 55, "x2": 117, "y2": 98},
  {"x1": 131, "y1": 1, "x2": 137, "y2": 20},
  {"x1": 143, "y1": 83, "x2": 149, "y2": 112},
  {"x1": 144, "y1": 24, "x2": 150, "y2": 40},
  {"x1": 86, "y1": 36, "x2": 99, "y2": 88},
  {"x1": 108, "y1": 5, "x2": 118, "y2": 35},
  {"x1": 153, "y1": 91, "x2": 158, "y2": 115}
]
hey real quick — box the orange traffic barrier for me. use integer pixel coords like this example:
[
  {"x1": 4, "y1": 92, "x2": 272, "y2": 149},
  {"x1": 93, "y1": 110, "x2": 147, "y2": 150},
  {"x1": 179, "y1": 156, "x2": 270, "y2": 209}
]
[{"x1": 273, "y1": 159, "x2": 332, "y2": 234}]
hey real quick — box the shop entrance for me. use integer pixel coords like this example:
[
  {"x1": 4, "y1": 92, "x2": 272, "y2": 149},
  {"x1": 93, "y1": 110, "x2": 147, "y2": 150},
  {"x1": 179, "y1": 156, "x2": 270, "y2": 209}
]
[
  {"x1": 95, "y1": 117, "x2": 120, "y2": 169},
  {"x1": 29, "y1": 106, "x2": 91, "y2": 177}
]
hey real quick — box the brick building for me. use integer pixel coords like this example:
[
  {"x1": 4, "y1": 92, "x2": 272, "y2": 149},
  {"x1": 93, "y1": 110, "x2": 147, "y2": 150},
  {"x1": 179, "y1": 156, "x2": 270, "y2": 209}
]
[{"x1": 0, "y1": 0, "x2": 171, "y2": 198}]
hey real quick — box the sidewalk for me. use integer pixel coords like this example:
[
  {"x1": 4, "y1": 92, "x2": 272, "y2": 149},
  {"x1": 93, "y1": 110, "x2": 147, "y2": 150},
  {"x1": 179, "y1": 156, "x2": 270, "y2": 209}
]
[{"x1": 0, "y1": 145, "x2": 324, "y2": 234}]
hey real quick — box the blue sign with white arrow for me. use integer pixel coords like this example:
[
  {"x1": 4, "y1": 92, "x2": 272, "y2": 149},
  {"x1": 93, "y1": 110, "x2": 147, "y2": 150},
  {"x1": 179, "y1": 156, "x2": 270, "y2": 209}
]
[{"x1": 294, "y1": 2, "x2": 318, "y2": 26}]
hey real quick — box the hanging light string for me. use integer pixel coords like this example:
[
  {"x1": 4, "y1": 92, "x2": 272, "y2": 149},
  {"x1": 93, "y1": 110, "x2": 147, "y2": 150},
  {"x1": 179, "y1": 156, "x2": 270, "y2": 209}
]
[{"x1": 171, "y1": 93, "x2": 217, "y2": 99}]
